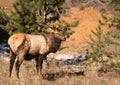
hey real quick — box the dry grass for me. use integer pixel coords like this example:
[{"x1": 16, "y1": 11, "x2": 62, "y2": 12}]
[{"x1": 0, "y1": 59, "x2": 120, "y2": 85}]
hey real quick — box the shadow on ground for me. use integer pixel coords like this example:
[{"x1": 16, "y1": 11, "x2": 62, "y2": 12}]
[{"x1": 42, "y1": 71, "x2": 84, "y2": 81}]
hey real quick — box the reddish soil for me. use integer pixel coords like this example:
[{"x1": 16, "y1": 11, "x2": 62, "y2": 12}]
[
  {"x1": 60, "y1": 7, "x2": 113, "y2": 55},
  {"x1": 0, "y1": 0, "x2": 15, "y2": 13},
  {"x1": 63, "y1": 7, "x2": 112, "y2": 46}
]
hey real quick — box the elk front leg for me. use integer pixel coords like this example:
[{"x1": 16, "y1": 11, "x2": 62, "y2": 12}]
[
  {"x1": 37, "y1": 55, "x2": 44, "y2": 76},
  {"x1": 35, "y1": 57, "x2": 39, "y2": 74}
]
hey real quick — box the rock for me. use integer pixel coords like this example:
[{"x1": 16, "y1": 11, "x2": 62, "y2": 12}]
[
  {"x1": 46, "y1": 53, "x2": 54, "y2": 61},
  {"x1": 0, "y1": 43, "x2": 10, "y2": 61},
  {"x1": 54, "y1": 54, "x2": 74, "y2": 61},
  {"x1": 46, "y1": 53, "x2": 87, "y2": 67},
  {"x1": 0, "y1": 53, "x2": 10, "y2": 61},
  {"x1": 62, "y1": 65, "x2": 86, "y2": 73},
  {"x1": 74, "y1": 54, "x2": 87, "y2": 61},
  {"x1": 97, "y1": 55, "x2": 109, "y2": 62},
  {"x1": 63, "y1": 54, "x2": 87, "y2": 66}
]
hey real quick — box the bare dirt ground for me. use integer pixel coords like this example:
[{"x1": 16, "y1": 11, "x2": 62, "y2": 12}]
[{"x1": 0, "y1": 0, "x2": 120, "y2": 85}]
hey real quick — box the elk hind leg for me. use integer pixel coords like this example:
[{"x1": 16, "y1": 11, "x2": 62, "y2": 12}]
[
  {"x1": 9, "y1": 51, "x2": 16, "y2": 77},
  {"x1": 15, "y1": 53, "x2": 25, "y2": 79},
  {"x1": 15, "y1": 36, "x2": 29, "y2": 78}
]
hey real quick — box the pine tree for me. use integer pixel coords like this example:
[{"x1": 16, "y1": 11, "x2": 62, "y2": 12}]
[
  {"x1": 87, "y1": 25, "x2": 107, "y2": 61},
  {"x1": 0, "y1": 0, "x2": 66, "y2": 35},
  {"x1": 8, "y1": 0, "x2": 40, "y2": 34}
]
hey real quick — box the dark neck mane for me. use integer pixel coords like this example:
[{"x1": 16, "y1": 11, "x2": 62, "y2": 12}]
[{"x1": 48, "y1": 34, "x2": 62, "y2": 53}]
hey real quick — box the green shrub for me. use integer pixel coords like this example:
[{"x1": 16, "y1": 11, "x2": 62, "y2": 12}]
[
  {"x1": 0, "y1": 0, "x2": 76, "y2": 37},
  {"x1": 87, "y1": 14, "x2": 120, "y2": 62}
]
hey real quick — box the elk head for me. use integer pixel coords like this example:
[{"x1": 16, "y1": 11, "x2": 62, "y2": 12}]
[{"x1": 52, "y1": 29, "x2": 66, "y2": 41}]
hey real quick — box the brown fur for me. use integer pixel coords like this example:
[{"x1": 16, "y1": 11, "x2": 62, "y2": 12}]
[{"x1": 8, "y1": 33, "x2": 66, "y2": 78}]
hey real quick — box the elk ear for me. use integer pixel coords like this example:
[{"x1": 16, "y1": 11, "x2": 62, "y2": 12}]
[
  {"x1": 49, "y1": 28, "x2": 59, "y2": 34},
  {"x1": 51, "y1": 28, "x2": 63, "y2": 34},
  {"x1": 54, "y1": 29, "x2": 58, "y2": 33}
]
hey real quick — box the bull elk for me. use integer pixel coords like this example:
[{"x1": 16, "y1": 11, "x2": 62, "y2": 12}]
[{"x1": 8, "y1": 31, "x2": 66, "y2": 78}]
